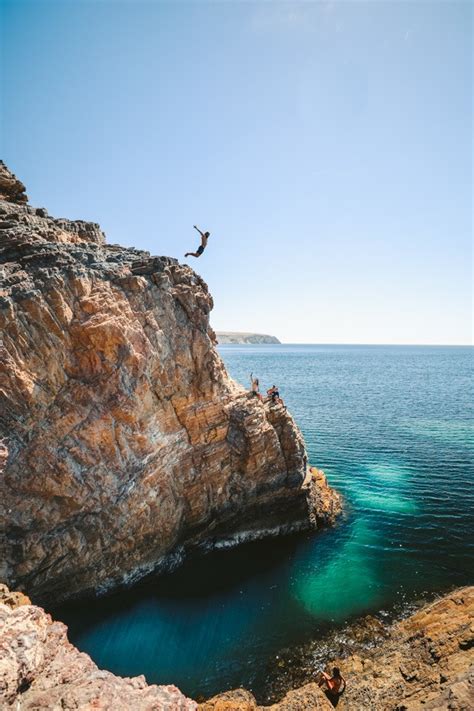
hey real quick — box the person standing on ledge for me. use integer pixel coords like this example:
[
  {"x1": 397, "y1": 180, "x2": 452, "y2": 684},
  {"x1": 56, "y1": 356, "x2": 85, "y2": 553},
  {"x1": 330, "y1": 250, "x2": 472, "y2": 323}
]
[
  {"x1": 185, "y1": 225, "x2": 210, "y2": 258},
  {"x1": 250, "y1": 373, "x2": 263, "y2": 400}
]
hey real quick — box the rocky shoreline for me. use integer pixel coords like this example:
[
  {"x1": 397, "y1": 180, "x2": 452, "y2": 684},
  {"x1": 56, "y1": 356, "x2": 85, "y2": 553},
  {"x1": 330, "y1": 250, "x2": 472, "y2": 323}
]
[
  {"x1": 201, "y1": 586, "x2": 474, "y2": 710},
  {"x1": 2, "y1": 584, "x2": 472, "y2": 709}
]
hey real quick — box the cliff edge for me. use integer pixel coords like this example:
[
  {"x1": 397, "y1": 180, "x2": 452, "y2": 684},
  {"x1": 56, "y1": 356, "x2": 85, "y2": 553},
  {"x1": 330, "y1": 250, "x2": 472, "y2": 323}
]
[{"x1": 0, "y1": 163, "x2": 341, "y2": 603}]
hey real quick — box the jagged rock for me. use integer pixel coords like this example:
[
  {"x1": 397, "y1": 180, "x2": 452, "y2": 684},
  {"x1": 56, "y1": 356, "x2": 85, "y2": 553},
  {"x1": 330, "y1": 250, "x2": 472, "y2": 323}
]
[
  {"x1": 0, "y1": 587, "x2": 196, "y2": 709},
  {"x1": 199, "y1": 685, "x2": 333, "y2": 710},
  {"x1": 0, "y1": 161, "x2": 28, "y2": 204},
  {"x1": 0, "y1": 164, "x2": 341, "y2": 603},
  {"x1": 329, "y1": 586, "x2": 474, "y2": 710}
]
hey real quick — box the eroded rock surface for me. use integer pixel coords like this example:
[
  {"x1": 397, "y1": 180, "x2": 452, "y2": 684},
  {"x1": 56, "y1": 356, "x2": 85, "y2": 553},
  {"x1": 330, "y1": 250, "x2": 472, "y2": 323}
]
[
  {"x1": 0, "y1": 161, "x2": 28, "y2": 204},
  {"x1": 0, "y1": 165, "x2": 341, "y2": 603},
  {"x1": 0, "y1": 585, "x2": 196, "y2": 710},
  {"x1": 201, "y1": 587, "x2": 474, "y2": 711}
]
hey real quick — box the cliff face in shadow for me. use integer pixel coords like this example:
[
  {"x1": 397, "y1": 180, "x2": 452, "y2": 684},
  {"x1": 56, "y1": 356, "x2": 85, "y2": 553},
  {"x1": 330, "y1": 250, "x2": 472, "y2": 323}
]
[{"x1": 0, "y1": 163, "x2": 341, "y2": 603}]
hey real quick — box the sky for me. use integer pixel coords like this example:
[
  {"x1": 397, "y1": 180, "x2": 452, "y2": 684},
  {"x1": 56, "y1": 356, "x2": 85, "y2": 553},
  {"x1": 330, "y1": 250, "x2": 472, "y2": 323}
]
[{"x1": 1, "y1": 0, "x2": 472, "y2": 344}]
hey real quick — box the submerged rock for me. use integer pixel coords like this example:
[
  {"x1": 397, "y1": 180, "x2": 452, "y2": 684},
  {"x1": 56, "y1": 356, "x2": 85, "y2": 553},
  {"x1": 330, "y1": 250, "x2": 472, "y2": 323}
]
[{"x1": 0, "y1": 163, "x2": 341, "y2": 603}]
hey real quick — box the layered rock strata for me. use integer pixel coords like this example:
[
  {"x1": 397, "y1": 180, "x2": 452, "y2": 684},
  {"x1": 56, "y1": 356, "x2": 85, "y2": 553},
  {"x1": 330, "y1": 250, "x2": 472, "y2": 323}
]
[
  {"x1": 0, "y1": 585, "x2": 196, "y2": 710},
  {"x1": 0, "y1": 164, "x2": 341, "y2": 603},
  {"x1": 202, "y1": 586, "x2": 474, "y2": 711}
]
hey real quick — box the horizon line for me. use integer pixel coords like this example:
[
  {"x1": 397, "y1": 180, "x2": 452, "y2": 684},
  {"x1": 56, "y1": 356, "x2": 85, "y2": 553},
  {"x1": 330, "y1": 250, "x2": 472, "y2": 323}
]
[{"x1": 218, "y1": 342, "x2": 473, "y2": 347}]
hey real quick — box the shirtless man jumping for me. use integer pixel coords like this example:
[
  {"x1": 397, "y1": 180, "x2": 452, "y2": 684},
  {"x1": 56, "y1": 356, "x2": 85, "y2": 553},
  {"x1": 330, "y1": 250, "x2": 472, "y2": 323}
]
[{"x1": 185, "y1": 225, "x2": 210, "y2": 258}]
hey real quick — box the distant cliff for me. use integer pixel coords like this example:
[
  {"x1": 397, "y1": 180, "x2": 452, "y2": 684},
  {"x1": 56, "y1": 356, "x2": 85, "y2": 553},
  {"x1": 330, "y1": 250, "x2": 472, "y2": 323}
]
[
  {"x1": 0, "y1": 163, "x2": 340, "y2": 604},
  {"x1": 217, "y1": 331, "x2": 281, "y2": 344}
]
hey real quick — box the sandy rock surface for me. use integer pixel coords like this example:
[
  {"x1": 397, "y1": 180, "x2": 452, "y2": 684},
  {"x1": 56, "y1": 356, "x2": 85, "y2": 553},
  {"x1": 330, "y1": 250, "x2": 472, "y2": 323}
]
[{"x1": 0, "y1": 165, "x2": 341, "y2": 603}]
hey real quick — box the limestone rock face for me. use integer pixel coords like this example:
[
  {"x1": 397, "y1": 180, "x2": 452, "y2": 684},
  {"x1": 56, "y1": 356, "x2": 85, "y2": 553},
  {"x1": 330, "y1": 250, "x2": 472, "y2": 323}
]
[
  {"x1": 0, "y1": 166, "x2": 341, "y2": 603},
  {"x1": 0, "y1": 587, "x2": 196, "y2": 710}
]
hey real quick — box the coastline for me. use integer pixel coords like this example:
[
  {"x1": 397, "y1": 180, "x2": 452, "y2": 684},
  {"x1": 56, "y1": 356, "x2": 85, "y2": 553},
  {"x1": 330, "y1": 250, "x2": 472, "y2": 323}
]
[{"x1": 3, "y1": 584, "x2": 472, "y2": 709}]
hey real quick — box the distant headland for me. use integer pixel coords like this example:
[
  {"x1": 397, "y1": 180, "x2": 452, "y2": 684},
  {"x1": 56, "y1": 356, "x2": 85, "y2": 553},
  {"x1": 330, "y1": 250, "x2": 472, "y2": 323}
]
[{"x1": 216, "y1": 331, "x2": 281, "y2": 344}]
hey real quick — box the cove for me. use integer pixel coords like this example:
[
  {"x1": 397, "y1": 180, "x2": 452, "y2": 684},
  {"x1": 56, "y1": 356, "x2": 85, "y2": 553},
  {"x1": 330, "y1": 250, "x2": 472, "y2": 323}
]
[{"x1": 54, "y1": 345, "x2": 474, "y2": 702}]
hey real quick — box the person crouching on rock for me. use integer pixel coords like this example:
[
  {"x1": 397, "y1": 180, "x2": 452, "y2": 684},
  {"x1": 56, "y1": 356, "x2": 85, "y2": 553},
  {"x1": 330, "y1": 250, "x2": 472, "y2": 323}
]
[
  {"x1": 316, "y1": 667, "x2": 346, "y2": 706},
  {"x1": 250, "y1": 373, "x2": 263, "y2": 400},
  {"x1": 267, "y1": 384, "x2": 284, "y2": 406},
  {"x1": 185, "y1": 225, "x2": 210, "y2": 258}
]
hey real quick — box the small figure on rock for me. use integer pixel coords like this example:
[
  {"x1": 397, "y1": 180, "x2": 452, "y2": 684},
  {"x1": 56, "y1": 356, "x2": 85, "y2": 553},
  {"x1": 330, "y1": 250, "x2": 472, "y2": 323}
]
[
  {"x1": 267, "y1": 384, "x2": 284, "y2": 406},
  {"x1": 316, "y1": 667, "x2": 346, "y2": 706},
  {"x1": 185, "y1": 225, "x2": 210, "y2": 258},
  {"x1": 250, "y1": 373, "x2": 263, "y2": 400}
]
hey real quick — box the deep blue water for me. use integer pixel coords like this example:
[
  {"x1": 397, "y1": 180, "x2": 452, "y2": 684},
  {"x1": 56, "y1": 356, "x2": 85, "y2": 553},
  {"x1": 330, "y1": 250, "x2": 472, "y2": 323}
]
[{"x1": 56, "y1": 345, "x2": 474, "y2": 701}]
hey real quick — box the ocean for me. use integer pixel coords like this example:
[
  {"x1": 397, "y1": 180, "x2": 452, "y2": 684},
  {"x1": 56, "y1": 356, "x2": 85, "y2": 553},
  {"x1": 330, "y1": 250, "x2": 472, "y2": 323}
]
[{"x1": 55, "y1": 345, "x2": 474, "y2": 701}]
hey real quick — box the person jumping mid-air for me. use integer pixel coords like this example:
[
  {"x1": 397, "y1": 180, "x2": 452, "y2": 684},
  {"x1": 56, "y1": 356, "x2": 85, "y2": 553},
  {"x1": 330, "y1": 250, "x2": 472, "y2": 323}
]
[{"x1": 185, "y1": 225, "x2": 210, "y2": 258}]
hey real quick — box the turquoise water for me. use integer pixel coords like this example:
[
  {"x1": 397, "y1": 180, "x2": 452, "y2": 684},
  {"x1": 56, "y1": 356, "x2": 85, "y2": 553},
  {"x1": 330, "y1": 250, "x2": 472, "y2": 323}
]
[{"x1": 56, "y1": 345, "x2": 474, "y2": 701}]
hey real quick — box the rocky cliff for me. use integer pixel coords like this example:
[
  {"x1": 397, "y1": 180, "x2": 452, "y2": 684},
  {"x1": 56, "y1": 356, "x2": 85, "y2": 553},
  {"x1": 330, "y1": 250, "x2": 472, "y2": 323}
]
[
  {"x1": 202, "y1": 586, "x2": 474, "y2": 710},
  {"x1": 0, "y1": 163, "x2": 341, "y2": 603}
]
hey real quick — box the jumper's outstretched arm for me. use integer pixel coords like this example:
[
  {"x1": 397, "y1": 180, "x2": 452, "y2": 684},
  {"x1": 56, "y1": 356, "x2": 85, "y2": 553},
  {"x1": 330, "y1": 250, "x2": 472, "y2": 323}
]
[{"x1": 193, "y1": 225, "x2": 204, "y2": 238}]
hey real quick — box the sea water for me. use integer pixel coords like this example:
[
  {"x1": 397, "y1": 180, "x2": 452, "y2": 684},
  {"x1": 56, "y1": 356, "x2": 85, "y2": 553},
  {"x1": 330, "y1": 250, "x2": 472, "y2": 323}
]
[{"x1": 55, "y1": 345, "x2": 474, "y2": 700}]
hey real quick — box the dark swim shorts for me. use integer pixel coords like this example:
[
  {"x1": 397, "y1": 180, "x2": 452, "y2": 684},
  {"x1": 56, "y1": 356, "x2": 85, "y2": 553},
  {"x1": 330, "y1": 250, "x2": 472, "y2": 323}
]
[{"x1": 197, "y1": 244, "x2": 205, "y2": 255}]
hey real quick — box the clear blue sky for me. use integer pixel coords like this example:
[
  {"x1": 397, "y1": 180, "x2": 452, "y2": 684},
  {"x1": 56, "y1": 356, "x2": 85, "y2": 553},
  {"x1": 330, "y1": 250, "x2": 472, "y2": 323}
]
[{"x1": 1, "y1": 0, "x2": 472, "y2": 344}]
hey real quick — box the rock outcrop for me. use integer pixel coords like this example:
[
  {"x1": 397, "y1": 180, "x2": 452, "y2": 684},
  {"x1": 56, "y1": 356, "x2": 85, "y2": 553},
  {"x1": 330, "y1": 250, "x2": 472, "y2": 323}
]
[
  {"x1": 201, "y1": 587, "x2": 474, "y2": 710},
  {"x1": 0, "y1": 161, "x2": 28, "y2": 204},
  {"x1": 0, "y1": 584, "x2": 196, "y2": 710},
  {"x1": 216, "y1": 333, "x2": 281, "y2": 345},
  {"x1": 0, "y1": 164, "x2": 341, "y2": 603}
]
